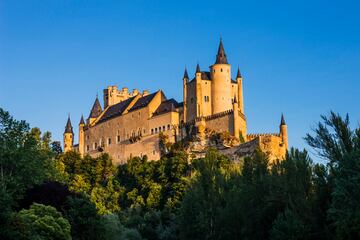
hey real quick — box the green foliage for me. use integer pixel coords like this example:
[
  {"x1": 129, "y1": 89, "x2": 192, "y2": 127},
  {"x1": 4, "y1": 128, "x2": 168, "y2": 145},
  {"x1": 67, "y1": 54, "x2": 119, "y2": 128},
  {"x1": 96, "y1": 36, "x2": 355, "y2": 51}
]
[
  {"x1": 63, "y1": 194, "x2": 106, "y2": 240},
  {"x1": 14, "y1": 203, "x2": 71, "y2": 240},
  {"x1": 306, "y1": 112, "x2": 360, "y2": 239},
  {"x1": 58, "y1": 151, "x2": 122, "y2": 214},
  {"x1": 0, "y1": 108, "x2": 58, "y2": 238},
  {"x1": 178, "y1": 149, "x2": 231, "y2": 240},
  {"x1": 2, "y1": 109, "x2": 360, "y2": 240},
  {"x1": 117, "y1": 150, "x2": 189, "y2": 210},
  {"x1": 270, "y1": 208, "x2": 309, "y2": 240}
]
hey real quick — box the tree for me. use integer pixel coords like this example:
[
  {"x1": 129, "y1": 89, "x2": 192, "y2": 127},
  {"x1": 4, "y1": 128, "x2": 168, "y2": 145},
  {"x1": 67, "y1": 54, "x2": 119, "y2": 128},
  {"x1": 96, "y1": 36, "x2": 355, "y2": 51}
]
[
  {"x1": 270, "y1": 208, "x2": 309, "y2": 240},
  {"x1": 0, "y1": 108, "x2": 56, "y2": 238},
  {"x1": 63, "y1": 194, "x2": 106, "y2": 240},
  {"x1": 13, "y1": 203, "x2": 71, "y2": 240},
  {"x1": 178, "y1": 149, "x2": 230, "y2": 240},
  {"x1": 305, "y1": 112, "x2": 360, "y2": 239}
]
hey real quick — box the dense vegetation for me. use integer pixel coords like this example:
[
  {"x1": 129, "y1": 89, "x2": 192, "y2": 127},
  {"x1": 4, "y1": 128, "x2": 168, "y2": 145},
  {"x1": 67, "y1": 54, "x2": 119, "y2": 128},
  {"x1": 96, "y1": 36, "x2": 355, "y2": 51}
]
[{"x1": 1, "y1": 107, "x2": 359, "y2": 240}]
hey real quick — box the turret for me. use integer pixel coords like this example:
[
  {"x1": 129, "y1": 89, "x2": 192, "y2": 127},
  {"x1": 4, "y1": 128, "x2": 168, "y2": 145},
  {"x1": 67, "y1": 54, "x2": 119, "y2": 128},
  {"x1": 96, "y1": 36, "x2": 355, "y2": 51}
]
[
  {"x1": 280, "y1": 114, "x2": 288, "y2": 149},
  {"x1": 63, "y1": 116, "x2": 74, "y2": 153},
  {"x1": 78, "y1": 115, "x2": 85, "y2": 156},
  {"x1": 236, "y1": 67, "x2": 244, "y2": 113},
  {"x1": 232, "y1": 95, "x2": 240, "y2": 139},
  {"x1": 210, "y1": 38, "x2": 232, "y2": 114},
  {"x1": 88, "y1": 96, "x2": 102, "y2": 125},
  {"x1": 183, "y1": 67, "x2": 189, "y2": 122},
  {"x1": 195, "y1": 63, "x2": 203, "y2": 117}
]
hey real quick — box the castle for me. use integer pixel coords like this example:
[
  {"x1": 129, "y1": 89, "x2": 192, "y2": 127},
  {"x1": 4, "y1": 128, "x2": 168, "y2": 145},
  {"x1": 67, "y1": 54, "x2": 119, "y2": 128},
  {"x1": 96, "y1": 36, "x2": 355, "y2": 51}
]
[{"x1": 63, "y1": 39, "x2": 288, "y2": 164}]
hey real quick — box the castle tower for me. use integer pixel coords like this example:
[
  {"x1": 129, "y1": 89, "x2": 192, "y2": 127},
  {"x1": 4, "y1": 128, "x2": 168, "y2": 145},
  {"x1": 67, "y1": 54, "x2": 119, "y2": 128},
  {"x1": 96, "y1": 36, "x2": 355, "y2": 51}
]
[
  {"x1": 236, "y1": 67, "x2": 244, "y2": 113},
  {"x1": 88, "y1": 96, "x2": 102, "y2": 125},
  {"x1": 78, "y1": 115, "x2": 85, "y2": 156},
  {"x1": 183, "y1": 68, "x2": 189, "y2": 123},
  {"x1": 63, "y1": 116, "x2": 74, "y2": 153},
  {"x1": 195, "y1": 63, "x2": 203, "y2": 117},
  {"x1": 280, "y1": 114, "x2": 288, "y2": 149},
  {"x1": 210, "y1": 39, "x2": 232, "y2": 114},
  {"x1": 232, "y1": 95, "x2": 240, "y2": 139}
]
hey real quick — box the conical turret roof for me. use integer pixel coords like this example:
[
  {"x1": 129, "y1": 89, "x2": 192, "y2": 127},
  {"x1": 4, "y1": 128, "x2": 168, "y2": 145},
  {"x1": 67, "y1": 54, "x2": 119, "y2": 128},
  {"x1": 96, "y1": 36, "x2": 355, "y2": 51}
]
[
  {"x1": 64, "y1": 116, "x2": 73, "y2": 134},
  {"x1": 280, "y1": 114, "x2": 286, "y2": 125},
  {"x1": 237, "y1": 67, "x2": 242, "y2": 78},
  {"x1": 183, "y1": 68, "x2": 189, "y2": 79},
  {"x1": 215, "y1": 38, "x2": 228, "y2": 64},
  {"x1": 196, "y1": 63, "x2": 201, "y2": 73},
  {"x1": 79, "y1": 115, "x2": 85, "y2": 125},
  {"x1": 89, "y1": 96, "x2": 102, "y2": 119}
]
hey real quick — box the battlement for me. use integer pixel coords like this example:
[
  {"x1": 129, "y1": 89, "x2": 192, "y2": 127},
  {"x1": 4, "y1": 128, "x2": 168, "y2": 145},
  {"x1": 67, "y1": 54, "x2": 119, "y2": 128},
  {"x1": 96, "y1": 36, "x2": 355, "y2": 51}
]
[
  {"x1": 103, "y1": 85, "x2": 149, "y2": 108},
  {"x1": 247, "y1": 133, "x2": 280, "y2": 138}
]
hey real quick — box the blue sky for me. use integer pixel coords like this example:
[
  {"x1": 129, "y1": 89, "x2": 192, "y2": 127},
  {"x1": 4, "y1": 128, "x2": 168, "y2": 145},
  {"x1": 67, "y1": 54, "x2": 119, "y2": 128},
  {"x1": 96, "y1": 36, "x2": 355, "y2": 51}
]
[{"x1": 1, "y1": 0, "x2": 359, "y2": 162}]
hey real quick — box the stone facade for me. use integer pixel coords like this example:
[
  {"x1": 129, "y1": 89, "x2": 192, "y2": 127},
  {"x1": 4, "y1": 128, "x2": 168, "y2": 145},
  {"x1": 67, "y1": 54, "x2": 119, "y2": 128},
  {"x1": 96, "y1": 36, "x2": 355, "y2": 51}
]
[{"x1": 63, "y1": 39, "x2": 288, "y2": 164}]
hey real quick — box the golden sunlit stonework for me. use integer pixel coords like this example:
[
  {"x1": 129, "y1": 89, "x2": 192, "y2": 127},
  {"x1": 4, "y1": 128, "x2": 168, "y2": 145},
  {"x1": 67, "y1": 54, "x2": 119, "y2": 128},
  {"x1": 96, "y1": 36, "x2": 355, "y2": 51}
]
[{"x1": 64, "y1": 40, "x2": 288, "y2": 164}]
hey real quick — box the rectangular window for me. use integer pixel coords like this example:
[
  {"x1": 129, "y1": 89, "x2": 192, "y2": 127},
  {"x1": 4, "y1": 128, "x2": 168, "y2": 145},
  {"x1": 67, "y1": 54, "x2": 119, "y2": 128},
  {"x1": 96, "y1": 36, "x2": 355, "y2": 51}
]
[
  {"x1": 86, "y1": 145, "x2": 90, "y2": 151},
  {"x1": 151, "y1": 129, "x2": 154, "y2": 134},
  {"x1": 108, "y1": 138, "x2": 112, "y2": 145},
  {"x1": 163, "y1": 126, "x2": 165, "y2": 131},
  {"x1": 94, "y1": 142, "x2": 97, "y2": 150},
  {"x1": 167, "y1": 124, "x2": 170, "y2": 130},
  {"x1": 117, "y1": 135, "x2": 121, "y2": 143}
]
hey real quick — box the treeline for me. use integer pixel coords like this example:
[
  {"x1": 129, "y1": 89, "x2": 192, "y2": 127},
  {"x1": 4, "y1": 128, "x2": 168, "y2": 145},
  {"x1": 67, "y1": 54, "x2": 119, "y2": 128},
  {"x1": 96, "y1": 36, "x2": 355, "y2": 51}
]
[{"x1": 0, "y1": 107, "x2": 359, "y2": 240}]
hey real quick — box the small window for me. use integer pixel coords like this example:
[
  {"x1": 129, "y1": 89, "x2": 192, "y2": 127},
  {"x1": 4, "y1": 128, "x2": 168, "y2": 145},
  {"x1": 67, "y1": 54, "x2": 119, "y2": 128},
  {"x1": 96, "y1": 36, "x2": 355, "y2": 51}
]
[
  {"x1": 94, "y1": 142, "x2": 97, "y2": 149},
  {"x1": 163, "y1": 126, "x2": 165, "y2": 131},
  {"x1": 86, "y1": 145, "x2": 90, "y2": 151},
  {"x1": 155, "y1": 128, "x2": 158, "y2": 133},
  {"x1": 108, "y1": 138, "x2": 111, "y2": 145},
  {"x1": 221, "y1": 68, "x2": 223, "y2": 72},
  {"x1": 151, "y1": 129, "x2": 154, "y2": 134},
  {"x1": 117, "y1": 135, "x2": 121, "y2": 143},
  {"x1": 167, "y1": 124, "x2": 170, "y2": 130}
]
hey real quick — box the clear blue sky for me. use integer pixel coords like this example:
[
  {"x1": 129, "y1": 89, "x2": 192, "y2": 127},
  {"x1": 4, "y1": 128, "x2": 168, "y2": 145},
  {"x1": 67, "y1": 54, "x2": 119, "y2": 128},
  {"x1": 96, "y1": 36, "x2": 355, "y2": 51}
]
[{"x1": 1, "y1": 0, "x2": 359, "y2": 161}]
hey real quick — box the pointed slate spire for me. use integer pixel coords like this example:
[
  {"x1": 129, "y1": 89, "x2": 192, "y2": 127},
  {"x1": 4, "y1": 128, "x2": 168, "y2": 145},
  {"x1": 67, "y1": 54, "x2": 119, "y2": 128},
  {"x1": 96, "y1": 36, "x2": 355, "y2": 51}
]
[
  {"x1": 183, "y1": 67, "x2": 189, "y2": 79},
  {"x1": 64, "y1": 116, "x2": 73, "y2": 134},
  {"x1": 215, "y1": 38, "x2": 228, "y2": 64},
  {"x1": 89, "y1": 96, "x2": 102, "y2": 119},
  {"x1": 196, "y1": 63, "x2": 201, "y2": 73},
  {"x1": 236, "y1": 67, "x2": 242, "y2": 79},
  {"x1": 79, "y1": 115, "x2": 85, "y2": 125},
  {"x1": 280, "y1": 114, "x2": 286, "y2": 125}
]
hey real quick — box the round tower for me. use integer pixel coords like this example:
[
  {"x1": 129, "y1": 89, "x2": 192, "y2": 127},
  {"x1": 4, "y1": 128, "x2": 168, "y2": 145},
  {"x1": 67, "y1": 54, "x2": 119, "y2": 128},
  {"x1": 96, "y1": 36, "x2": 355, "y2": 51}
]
[
  {"x1": 211, "y1": 39, "x2": 232, "y2": 114},
  {"x1": 280, "y1": 114, "x2": 288, "y2": 149},
  {"x1": 232, "y1": 95, "x2": 240, "y2": 139},
  {"x1": 183, "y1": 67, "x2": 189, "y2": 123},
  {"x1": 195, "y1": 63, "x2": 203, "y2": 117},
  {"x1": 236, "y1": 67, "x2": 244, "y2": 114},
  {"x1": 78, "y1": 115, "x2": 85, "y2": 156},
  {"x1": 63, "y1": 116, "x2": 74, "y2": 153}
]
